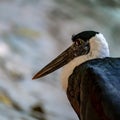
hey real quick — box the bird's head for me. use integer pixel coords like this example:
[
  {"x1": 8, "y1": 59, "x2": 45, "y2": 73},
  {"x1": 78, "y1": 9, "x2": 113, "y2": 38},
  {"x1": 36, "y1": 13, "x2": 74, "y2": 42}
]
[{"x1": 32, "y1": 31, "x2": 109, "y2": 79}]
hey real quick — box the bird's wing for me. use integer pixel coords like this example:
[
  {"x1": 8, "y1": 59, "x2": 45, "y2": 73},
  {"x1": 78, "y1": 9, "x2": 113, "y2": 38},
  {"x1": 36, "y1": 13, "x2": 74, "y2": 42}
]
[
  {"x1": 67, "y1": 67, "x2": 80, "y2": 119},
  {"x1": 67, "y1": 57, "x2": 120, "y2": 120}
]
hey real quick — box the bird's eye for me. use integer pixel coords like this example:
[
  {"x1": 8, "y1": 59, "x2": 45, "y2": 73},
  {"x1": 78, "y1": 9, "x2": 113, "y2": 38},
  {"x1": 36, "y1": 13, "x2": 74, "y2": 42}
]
[{"x1": 75, "y1": 39, "x2": 84, "y2": 46}]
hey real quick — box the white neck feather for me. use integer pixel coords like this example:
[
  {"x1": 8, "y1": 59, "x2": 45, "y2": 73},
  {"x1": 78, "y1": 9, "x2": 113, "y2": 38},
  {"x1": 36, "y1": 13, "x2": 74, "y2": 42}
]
[{"x1": 61, "y1": 33, "x2": 109, "y2": 90}]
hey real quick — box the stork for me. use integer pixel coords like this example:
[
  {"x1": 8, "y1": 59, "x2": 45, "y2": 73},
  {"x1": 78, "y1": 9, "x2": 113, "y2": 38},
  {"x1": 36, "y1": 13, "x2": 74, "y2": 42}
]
[{"x1": 32, "y1": 31, "x2": 120, "y2": 120}]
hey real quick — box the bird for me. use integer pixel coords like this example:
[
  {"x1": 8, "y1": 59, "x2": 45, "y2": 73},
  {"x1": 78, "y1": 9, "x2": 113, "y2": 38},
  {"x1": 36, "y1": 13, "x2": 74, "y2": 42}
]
[{"x1": 32, "y1": 31, "x2": 120, "y2": 120}]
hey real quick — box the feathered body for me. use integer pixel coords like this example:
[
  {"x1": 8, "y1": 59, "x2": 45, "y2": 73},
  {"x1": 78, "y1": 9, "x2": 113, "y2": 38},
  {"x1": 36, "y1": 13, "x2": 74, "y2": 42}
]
[{"x1": 67, "y1": 58, "x2": 120, "y2": 120}]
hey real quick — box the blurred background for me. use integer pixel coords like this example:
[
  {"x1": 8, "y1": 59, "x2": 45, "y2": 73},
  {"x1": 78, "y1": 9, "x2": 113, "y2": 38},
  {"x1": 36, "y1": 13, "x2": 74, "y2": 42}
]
[{"x1": 0, "y1": 0, "x2": 120, "y2": 120}]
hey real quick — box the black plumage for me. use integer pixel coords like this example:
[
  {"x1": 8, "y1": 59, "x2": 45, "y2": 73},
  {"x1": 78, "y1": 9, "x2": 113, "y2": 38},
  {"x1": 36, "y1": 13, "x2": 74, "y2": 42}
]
[
  {"x1": 72, "y1": 31, "x2": 99, "y2": 42},
  {"x1": 67, "y1": 57, "x2": 120, "y2": 120}
]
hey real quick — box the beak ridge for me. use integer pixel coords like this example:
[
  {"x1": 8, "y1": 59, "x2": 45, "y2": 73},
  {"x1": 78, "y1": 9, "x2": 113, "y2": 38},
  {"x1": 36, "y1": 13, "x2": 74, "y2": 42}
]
[{"x1": 32, "y1": 40, "x2": 89, "y2": 80}]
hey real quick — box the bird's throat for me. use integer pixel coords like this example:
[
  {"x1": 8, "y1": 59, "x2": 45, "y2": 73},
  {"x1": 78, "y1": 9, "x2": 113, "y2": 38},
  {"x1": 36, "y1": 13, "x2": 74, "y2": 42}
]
[{"x1": 61, "y1": 55, "x2": 89, "y2": 91}]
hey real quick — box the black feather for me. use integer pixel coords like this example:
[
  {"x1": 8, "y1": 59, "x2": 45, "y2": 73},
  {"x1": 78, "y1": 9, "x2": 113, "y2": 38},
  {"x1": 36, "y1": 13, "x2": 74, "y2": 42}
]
[
  {"x1": 72, "y1": 31, "x2": 99, "y2": 42},
  {"x1": 67, "y1": 57, "x2": 120, "y2": 120}
]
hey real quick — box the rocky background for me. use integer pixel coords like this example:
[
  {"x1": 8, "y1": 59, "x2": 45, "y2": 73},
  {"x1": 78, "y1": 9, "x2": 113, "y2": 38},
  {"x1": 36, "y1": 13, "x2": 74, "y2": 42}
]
[{"x1": 0, "y1": 0, "x2": 120, "y2": 120}]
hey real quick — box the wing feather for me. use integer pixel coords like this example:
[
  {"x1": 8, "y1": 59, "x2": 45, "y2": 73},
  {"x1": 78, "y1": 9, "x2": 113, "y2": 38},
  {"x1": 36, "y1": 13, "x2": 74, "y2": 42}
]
[{"x1": 67, "y1": 57, "x2": 120, "y2": 120}]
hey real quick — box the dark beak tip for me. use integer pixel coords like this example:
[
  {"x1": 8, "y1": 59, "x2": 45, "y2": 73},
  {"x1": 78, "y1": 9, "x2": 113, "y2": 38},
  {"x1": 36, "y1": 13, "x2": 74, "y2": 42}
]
[
  {"x1": 32, "y1": 76, "x2": 37, "y2": 80},
  {"x1": 32, "y1": 72, "x2": 44, "y2": 80},
  {"x1": 32, "y1": 74, "x2": 40, "y2": 80}
]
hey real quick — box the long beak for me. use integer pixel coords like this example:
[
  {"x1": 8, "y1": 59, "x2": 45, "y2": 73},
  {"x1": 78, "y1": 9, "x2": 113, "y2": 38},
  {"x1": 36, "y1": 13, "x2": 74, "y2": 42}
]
[{"x1": 32, "y1": 41, "x2": 89, "y2": 80}]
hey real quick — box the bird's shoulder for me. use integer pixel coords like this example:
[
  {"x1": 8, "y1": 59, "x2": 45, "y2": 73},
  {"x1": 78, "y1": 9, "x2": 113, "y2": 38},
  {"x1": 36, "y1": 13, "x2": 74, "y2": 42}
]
[{"x1": 67, "y1": 57, "x2": 120, "y2": 120}]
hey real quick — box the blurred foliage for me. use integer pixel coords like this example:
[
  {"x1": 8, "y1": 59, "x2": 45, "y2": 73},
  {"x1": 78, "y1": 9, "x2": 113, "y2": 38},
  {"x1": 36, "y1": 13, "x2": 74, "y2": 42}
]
[
  {"x1": 13, "y1": 27, "x2": 40, "y2": 39},
  {"x1": 0, "y1": 88, "x2": 22, "y2": 111},
  {"x1": 56, "y1": 0, "x2": 120, "y2": 7},
  {"x1": 31, "y1": 104, "x2": 46, "y2": 120}
]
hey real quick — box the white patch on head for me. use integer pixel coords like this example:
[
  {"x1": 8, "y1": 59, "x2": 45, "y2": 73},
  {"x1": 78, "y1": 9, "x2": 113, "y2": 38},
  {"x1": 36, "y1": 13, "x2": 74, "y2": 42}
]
[{"x1": 61, "y1": 33, "x2": 109, "y2": 90}]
